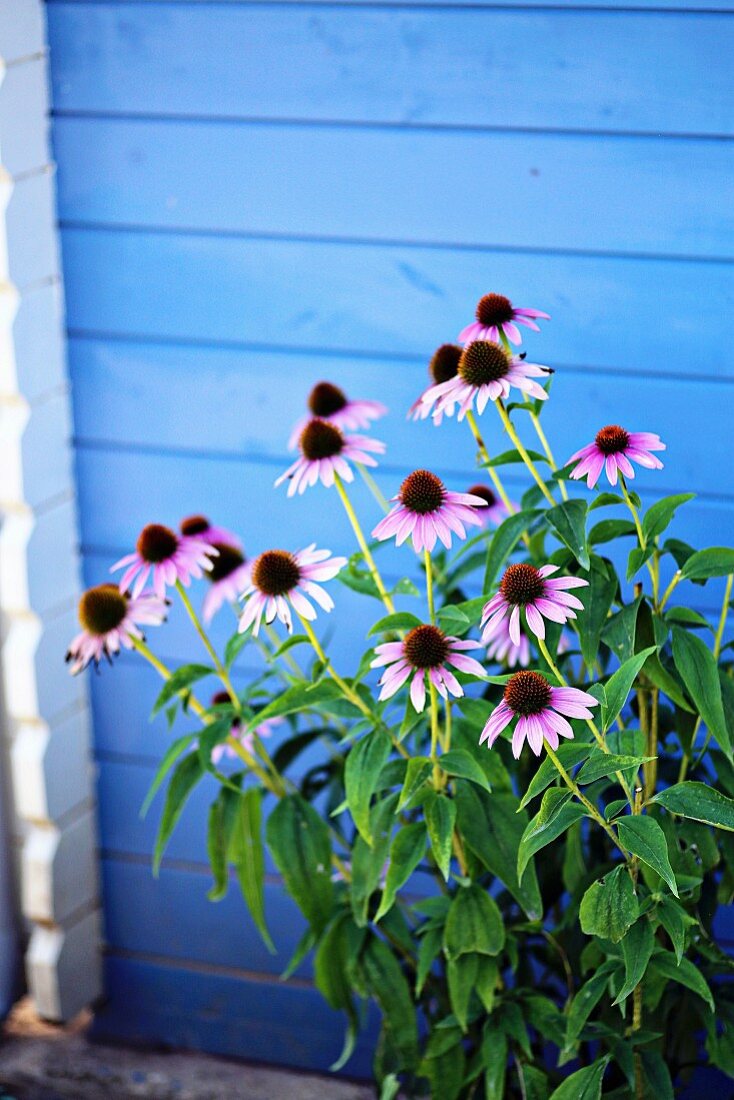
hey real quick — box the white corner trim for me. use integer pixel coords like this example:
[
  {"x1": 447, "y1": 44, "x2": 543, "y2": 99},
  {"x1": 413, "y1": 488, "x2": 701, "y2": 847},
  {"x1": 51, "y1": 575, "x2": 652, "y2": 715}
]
[{"x1": 0, "y1": 1, "x2": 101, "y2": 1021}]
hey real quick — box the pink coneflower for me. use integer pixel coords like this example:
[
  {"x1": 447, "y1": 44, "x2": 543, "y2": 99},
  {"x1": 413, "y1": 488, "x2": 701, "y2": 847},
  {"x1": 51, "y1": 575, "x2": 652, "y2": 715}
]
[
  {"x1": 201, "y1": 543, "x2": 252, "y2": 624},
  {"x1": 209, "y1": 693, "x2": 283, "y2": 765},
  {"x1": 239, "y1": 545, "x2": 346, "y2": 635},
  {"x1": 467, "y1": 484, "x2": 513, "y2": 527},
  {"x1": 459, "y1": 294, "x2": 550, "y2": 347},
  {"x1": 372, "y1": 470, "x2": 487, "y2": 553},
  {"x1": 288, "y1": 382, "x2": 386, "y2": 449},
  {"x1": 420, "y1": 341, "x2": 552, "y2": 422},
  {"x1": 481, "y1": 563, "x2": 588, "y2": 646},
  {"x1": 408, "y1": 344, "x2": 462, "y2": 425},
  {"x1": 180, "y1": 514, "x2": 242, "y2": 551},
  {"x1": 480, "y1": 670, "x2": 598, "y2": 758},
  {"x1": 66, "y1": 583, "x2": 168, "y2": 674},
  {"x1": 275, "y1": 419, "x2": 384, "y2": 497},
  {"x1": 372, "y1": 624, "x2": 485, "y2": 712},
  {"x1": 111, "y1": 524, "x2": 218, "y2": 599},
  {"x1": 485, "y1": 618, "x2": 531, "y2": 669},
  {"x1": 567, "y1": 426, "x2": 666, "y2": 489}
]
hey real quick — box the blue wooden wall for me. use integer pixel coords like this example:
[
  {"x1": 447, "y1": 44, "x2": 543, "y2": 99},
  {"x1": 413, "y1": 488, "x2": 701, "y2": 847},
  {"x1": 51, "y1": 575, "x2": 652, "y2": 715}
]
[{"x1": 45, "y1": 0, "x2": 734, "y2": 1076}]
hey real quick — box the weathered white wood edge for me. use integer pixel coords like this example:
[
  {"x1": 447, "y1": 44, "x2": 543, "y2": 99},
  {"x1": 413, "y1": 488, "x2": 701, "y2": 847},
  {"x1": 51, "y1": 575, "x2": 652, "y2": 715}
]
[{"x1": 0, "y1": 0, "x2": 101, "y2": 1021}]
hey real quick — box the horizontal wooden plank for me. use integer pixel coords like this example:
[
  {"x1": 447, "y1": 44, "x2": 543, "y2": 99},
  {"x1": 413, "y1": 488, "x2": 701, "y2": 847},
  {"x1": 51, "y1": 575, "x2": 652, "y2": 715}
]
[
  {"x1": 69, "y1": 336, "x2": 734, "y2": 498},
  {"x1": 92, "y1": 954, "x2": 378, "y2": 1077},
  {"x1": 44, "y1": 1, "x2": 734, "y2": 14},
  {"x1": 59, "y1": 230, "x2": 734, "y2": 376},
  {"x1": 53, "y1": 119, "x2": 733, "y2": 258},
  {"x1": 101, "y1": 860, "x2": 312, "y2": 978},
  {"x1": 46, "y1": 5, "x2": 734, "y2": 137}
]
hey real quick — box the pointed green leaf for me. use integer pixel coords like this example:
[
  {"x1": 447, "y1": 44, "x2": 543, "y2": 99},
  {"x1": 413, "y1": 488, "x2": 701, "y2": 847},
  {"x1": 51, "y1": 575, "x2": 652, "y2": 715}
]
[
  {"x1": 375, "y1": 822, "x2": 426, "y2": 923},
  {"x1": 360, "y1": 935, "x2": 419, "y2": 1067},
  {"x1": 444, "y1": 884, "x2": 504, "y2": 960},
  {"x1": 681, "y1": 547, "x2": 734, "y2": 581},
  {"x1": 483, "y1": 509, "x2": 541, "y2": 590},
  {"x1": 345, "y1": 730, "x2": 392, "y2": 845},
  {"x1": 266, "y1": 794, "x2": 333, "y2": 932},
  {"x1": 547, "y1": 499, "x2": 590, "y2": 570},
  {"x1": 642, "y1": 494, "x2": 695, "y2": 543},
  {"x1": 614, "y1": 917, "x2": 654, "y2": 1005},
  {"x1": 649, "y1": 950, "x2": 714, "y2": 1011},
  {"x1": 672, "y1": 627, "x2": 731, "y2": 758},
  {"x1": 548, "y1": 1057, "x2": 610, "y2": 1100},
  {"x1": 152, "y1": 751, "x2": 204, "y2": 873},
  {"x1": 518, "y1": 788, "x2": 586, "y2": 881},
  {"x1": 425, "y1": 793, "x2": 456, "y2": 881},
  {"x1": 602, "y1": 646, "x2": 657, "y2": 732},
  {"x1": 579, "y1": 865, "x2": 639, "y2": 943},
  {"x1": 232, "y1": 788, "x2": 275, "y2": 952},
  {"x1": 368, "y1": 612, "x2": 423, "y2": 637},
  {"x1": 652, "y1": 781, "x2": 734, "y2": 831},
  {"x1": 617, "y1": 816, "x2": 678, "y2": 896},
  {"x1": 398, "y1": 756, "x2": 432, "y2": 810},
  {"x1": 439, "y1": 748, "x2": 491, "y2": 792}
]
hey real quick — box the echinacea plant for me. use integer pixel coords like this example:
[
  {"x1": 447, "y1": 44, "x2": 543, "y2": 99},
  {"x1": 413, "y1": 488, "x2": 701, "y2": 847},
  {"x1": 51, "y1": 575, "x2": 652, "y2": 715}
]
[{"x1": 68, "y1": 292, "x2": 734, "y2": 1099}]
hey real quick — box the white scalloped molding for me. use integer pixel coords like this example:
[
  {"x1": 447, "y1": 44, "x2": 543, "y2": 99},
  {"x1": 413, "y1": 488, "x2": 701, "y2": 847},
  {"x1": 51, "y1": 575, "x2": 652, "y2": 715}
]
[{"x1": 0, "y1": 1, "x2": 101, "y2": 1022}]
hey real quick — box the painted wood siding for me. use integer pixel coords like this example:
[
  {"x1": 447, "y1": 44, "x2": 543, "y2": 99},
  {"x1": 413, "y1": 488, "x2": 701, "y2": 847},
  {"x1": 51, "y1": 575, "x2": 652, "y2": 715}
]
[{"x1": 45, "y1": 0, "x2": 734, "y2": 1071}]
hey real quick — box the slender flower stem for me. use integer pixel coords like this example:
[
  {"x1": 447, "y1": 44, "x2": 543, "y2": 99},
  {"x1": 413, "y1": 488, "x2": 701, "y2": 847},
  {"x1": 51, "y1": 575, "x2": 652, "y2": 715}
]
[
  {"x1": 659, "y1": 570, "x2": 682, "y2": 612},
  {"x1": 620, "y1": 477, "x2": 646, "y2": 550},
  {"x1": 263, "y1": 621, "x2": 303, "y2": 678},
  {"x1": 357, "y1": 463, "x2": 390, "y2": 513},
  {"x1": 424, "y1": 549, "x2": 436, "y2": 624},
  {"x1": 464, "y1": 410, "x2": 518, "y2": 516},
  {"x1": 443, "y1": 698, "x2": 453, "y2": 755},
  {"x1": 176, "y1": 581, "x2": 241, "y2": 711},
  {"x1": 496, "y1": 400, "x2": 556, "y2": 506},
  {"x1": 544, "y1": 743, "x2": 629, "y2": 858},
  {"x1": 429, "y1": 680, "x2": 441, "y2": 787},
  {"x1": 538, "y1": 636, "x2": 634, "y2": 806},
  {"x1": 333, "y1": 471, "x2": 395, "y2": 614},
  {"x1": 530, "y1": 412, "x2": 569, "y2": 501},
  {"x1": 298, "y1": 615, "x2": 409, "y2": 759}
]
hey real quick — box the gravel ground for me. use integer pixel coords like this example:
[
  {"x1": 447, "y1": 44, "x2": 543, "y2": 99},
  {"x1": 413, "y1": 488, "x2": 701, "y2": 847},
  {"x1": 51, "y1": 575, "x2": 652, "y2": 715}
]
[{"x1": 0, "y1": 999, "x2": 374, "y2": 1100}]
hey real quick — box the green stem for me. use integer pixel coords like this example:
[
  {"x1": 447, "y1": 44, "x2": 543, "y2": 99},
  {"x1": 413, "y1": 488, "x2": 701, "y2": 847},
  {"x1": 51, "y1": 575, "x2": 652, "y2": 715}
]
[
  {"x1": 464, "y1": 409, "x2": 519, "y2": 517},
  {"x1": 545, "y1": 743, "x2": 629, "y2": 859},
  {"x1": 530, "y1": 412, "x2": 569, "y2": 501},
  {"x1": 429, "y1": 680, "x2": 441, "y2": 787},
  {"x1": 659, "y1": 570, "x2": 682, "y2": 612},
  {"x1": 176, "y1": 581, "x2": 241, "y2": 711},
  {"x1": 357, "y1": 463, "x2": 390, "y2": 513},
  {"x1": 333, "y1": 471, "x2": 395, "y2": 614},
  {"x1": 620, "y1": 476, "x2": 646, "y2": 550},
  {"x1": 496, "y1": 399, "x2": 556, "y2": 506},
  {"x1": 684, "y1": 572, "x2": 733, "y2": 776},
  {"x1": 424, "y1": 548, "x2": 435, "y2": 624},
  {"x1": 538, "y1": 636, "x2": 634, "y2": 806}
]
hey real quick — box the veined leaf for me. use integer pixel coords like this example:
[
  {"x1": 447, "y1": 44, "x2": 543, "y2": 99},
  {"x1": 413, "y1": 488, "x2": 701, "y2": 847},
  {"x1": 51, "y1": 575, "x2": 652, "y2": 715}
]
[
  {"x1": 548, "y1": 1058, "x2": 610, "y2": 1100},
  {"x1": 444, "y1": 884, "x2": 504, "y2": 960},
  {"x1": 232, "y1": 788, "x2": 274, "y2": 952},
  {"x1": 483, "y1": 509, "x2": 541, "y2": 591},
  {"x1": 579, "y1": 865, "x2": 639, "y2": 943},
  {"x1": 652, "y1": 781, "x2": 734, "y2": 832},
  {"x1": 518, "y1": 789, "x2": 586, "y2": 881},
  {"x1": 681, "y1": 547, "x2": 734, "y2": 581},
  {"x1": 425, "y1": 793, "x2": 456, "y2": 881},
  {"x1": 547, "y1": 498, "x2": 590, "y2": 570},
  {"x1": 672, "y1": 627, "x2": 731, "y2": 759},
  {"x1": 617, "y1": 816, "x2": 678, "y2": 896},
  {"x1": 602, "y1": 647, "x2": 657, "y2": 732},
  {"x1": 614, "y1": 917, "x2": 654, "y2": 1005},
  {"x1": 266, "y1": 795, "x2": 333, "y2": 933},
  {"x1": 375, "y1": 822, "x2": 426, "y2": 922},
  {"x1": 642, "y1": 493, "x2": 696, "y2": 544},
  {"x1": 345, "y1": 730, "x2": 392, "y2": 845},
  {"x1": 152, "y1": 751, "x2": 204, "y2": 873}
]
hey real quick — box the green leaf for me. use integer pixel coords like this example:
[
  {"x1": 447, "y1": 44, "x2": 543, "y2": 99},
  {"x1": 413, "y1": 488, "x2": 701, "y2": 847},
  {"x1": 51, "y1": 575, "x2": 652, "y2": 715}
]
[
  {"x1": 436, "y1": 604, "x2": 472, "y2": 637},
  {"x1": 602, "y1": 647, "x2": 657, "y2": 732},
  {"x1": 681, "y1": 546, "x2": 734, "y2": 581},
  {"x1": 345, "y1": 730, "x2": 392, "y2": 845},
  {"x1": 141, "y1": 733, "x2": 198, "y2": 817},
  {"x1": 548, "y1": 1057, "x2": 610, "y2": 1100},
  {"x1": 649, "y1": 950, "x2": 714, "y2": 1011},
  {"x1": 579, "y1": 865, "x2": 639, "y2": 943},
  {"x1": 249, "y1": 679, "x2": 343, "y2": 726},
  {"x1": 350, "y1": 795, "x2": 396, "y2": 927},
  {"x1": 564, "y1": 964, "x2": 615, "y2": 1049},
  {"x1": 483, "y1": 509, "x2": 540, "y2": 590},
  {"x1": 482, "y1": 1030, "x2": 508, "y2": 1099},
  {"x1": 272, "y1": 633, "x2": 310, "y2": 658},
  {"x1": 487, "y1": 446, "x2": 547, "y2": 467},
  {"x1": 664, "y1": 606, "x2": 711, "y2": 629},
  {"x1": 266, "y1": 795, "x2": 333, "y2": 932},
  {"x1": 314, "y1": 916, "x2": 359, "y2": 1071},
  {"x1": 359, "y1": 935, "x2": 419, "y2": 1067},
  {"x1": 652, "y1": 781, "x2": 734, "y2": 831},
  {"x1": 577, "y1": 558, "x2": 617, "y2": 671},
  {"x1": 616, "y1": 816, "x2": 678, "y2": 896},
  {"x1": 205, "y1": 785, "x2": 240, "y2": 901},
  {"x1": 151, "y1": 663, "x2": 214, "y2": 717},
  {"x1": 224, "y1": 630, "x2": 249, "y2": 670},
  {"x1": 576, "y1": 751, "x2": 651, "y2": 786},
  {"x1": 455, "y1": 785, "x2": 542, "y2": 920},
  {"x1": 439, "y1": 749, "x2": 492, "y2": 792},
  {"x1": 375, "y1": 823, "x2": 426, "y2": 923},
  {"x1": 602, "y1": 598, "x2": 642, "y2": 663},
  {"x1": 398, "y1": 756, "x2": 432, "y2": 810},
  {"x1": 232, "y1": 788, "x2": 275, "y2": 952},
  {"x1": 425, "y1": 793, "x2": 456, "y2": 881},
  {"x1": 152, "y1": 751, "x2": 204, "y2": 873},
  {"x1": 642, "y1": 493, "x2": 695, "y2": 543},
  {"x1": 518, "y1": 788, "x2": 586, "y2": 882},
  {"x1": 518, "y1": 743, "x2": 591, "y2": 809},
  {"x1": 613, "y1": 917, "x2": 654, "y2": 1005},
  {"x1": 656, "y1": 897, "x2": 694, "y2": 963},
  {"x1": 547, "y1": 498, "x2": 590, "y2": 570},
  {"x1": 588, "y1": 518, "x2": 636, "y2": 545},
  {"x1": 416, "y1": 924, "x2": 443, "y2": 996},
  {"x1": 444, "y1": 885, "x2": 504, "y2": 959},
  {"x1": 368, "y1": 612, "x2": 423, "y2": 637},
  {"x1": 672, "y1": 627, "x2": 731, "y2": 758},
  {"x1": 446, "y1": 953, "x2": 478, "y2": 1032}
]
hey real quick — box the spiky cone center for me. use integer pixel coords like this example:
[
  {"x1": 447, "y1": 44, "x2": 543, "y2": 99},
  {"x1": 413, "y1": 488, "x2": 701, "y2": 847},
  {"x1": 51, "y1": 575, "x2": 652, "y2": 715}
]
[
  {"x1": 207, "y1": 543, "x2": 245, "y2": 583},
  {"x1": 137, "y1": 523, "x2": 179, "y2": 563},
  {"x1": 400, "y1": 470, "x2": 445, "y2": 515},
  {"x1": 179, "y1": 514, "x2": 210, "y2": 537},
  {"x1": 299, "y1": 419, "x2": 345, "y2": 460},
  {"x1": 308, "y1": 382, "x2": 348, "y2": 418},
  {"x1": 252, "y1": 550, "x2": 300, "y2": 596},
  {"x1": 458, "y1": 341, "x2": 511, "y2": 388},
  {"x1": 504, "y1": 670, "x2": 552, "y2": 716},
  {"x1": 79, "y1": 584, "x2": 128, "y2": 636},
  {"x1": 403, "y1": 625, "x2": 450, "y2": 669},
  {"x1": 500, "y1": 563, "x2": 545, "y2": 606},
  {"x1": 475, "y1": 293, "x2": 515, "y2": 327},
  {"x1": 468, "y1": 483, "x2": 497, "y2": 507},
  {"x1": 429, "y1": 344, "x2": 462, "y2": 385},
  {"x1": 595, "y1": 425, "x2": 630, "y2": 456}
]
